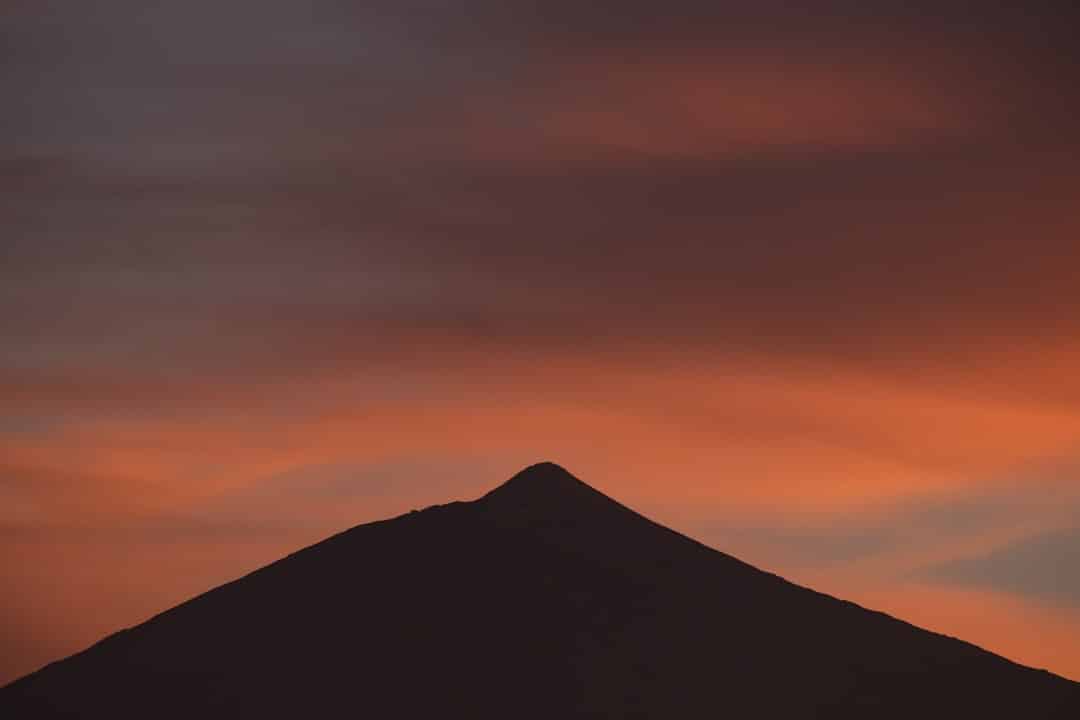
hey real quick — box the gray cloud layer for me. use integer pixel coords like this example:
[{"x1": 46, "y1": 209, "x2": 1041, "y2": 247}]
[{"x1": 927, "y1": 527, "x2": 1080, "y2": 607}]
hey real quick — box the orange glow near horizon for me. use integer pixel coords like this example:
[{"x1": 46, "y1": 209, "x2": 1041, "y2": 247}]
[{"x1": 4, "y1": 344, "x2": 1080, "y2": 681}]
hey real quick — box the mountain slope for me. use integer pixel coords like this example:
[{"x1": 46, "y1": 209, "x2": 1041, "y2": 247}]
[{"x1": 3, "y1": 462, "x2": 1078, "y2": 718}]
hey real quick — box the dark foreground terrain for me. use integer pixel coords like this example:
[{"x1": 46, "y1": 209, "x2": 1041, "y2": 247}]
[{"x1": 3, "y1": 462, "x2": 1078, "y2": 717}]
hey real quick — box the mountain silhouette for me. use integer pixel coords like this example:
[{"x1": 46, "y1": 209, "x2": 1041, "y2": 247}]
[{"x1": 3, "y1": 462, "x2": 1077, "y2": 717}]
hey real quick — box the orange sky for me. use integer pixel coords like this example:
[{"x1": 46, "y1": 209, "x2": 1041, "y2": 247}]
[{"x1": 3, "y1": 0, "x2": 1080, "y2": 684}]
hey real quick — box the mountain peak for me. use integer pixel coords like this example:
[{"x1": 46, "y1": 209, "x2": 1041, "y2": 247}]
[
  {"x1": 497, "y1": 461, "x2": 583, "y2": 489},
  {"x1": 480, "y1": 462, "x2": 614, "y2": 515}
]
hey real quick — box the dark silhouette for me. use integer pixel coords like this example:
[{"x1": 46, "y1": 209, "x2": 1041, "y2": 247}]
[{"x1": 3, "y1": 462, "x2": 1077, "y2": 717}]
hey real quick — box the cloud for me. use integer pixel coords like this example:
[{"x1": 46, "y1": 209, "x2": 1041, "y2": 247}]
[
  {"x1": 925, "y1": 527, "x2": 1080, "y2": 607},
  {"x1": 694, "y1": 455, "x2": 1080, "y2": 582},
  {"x1": 6, "y1": 0, "x2": 1079, "y2": 407}
]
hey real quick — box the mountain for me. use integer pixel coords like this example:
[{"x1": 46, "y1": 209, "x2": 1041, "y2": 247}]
[{"x1": 3, "y1": 462, "x2": 1077, "y2": 717}]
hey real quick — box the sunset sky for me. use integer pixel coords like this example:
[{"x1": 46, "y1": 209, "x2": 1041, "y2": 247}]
[{"x1": 3, "y1": 1, "x2": 1080, "y2": 683}]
